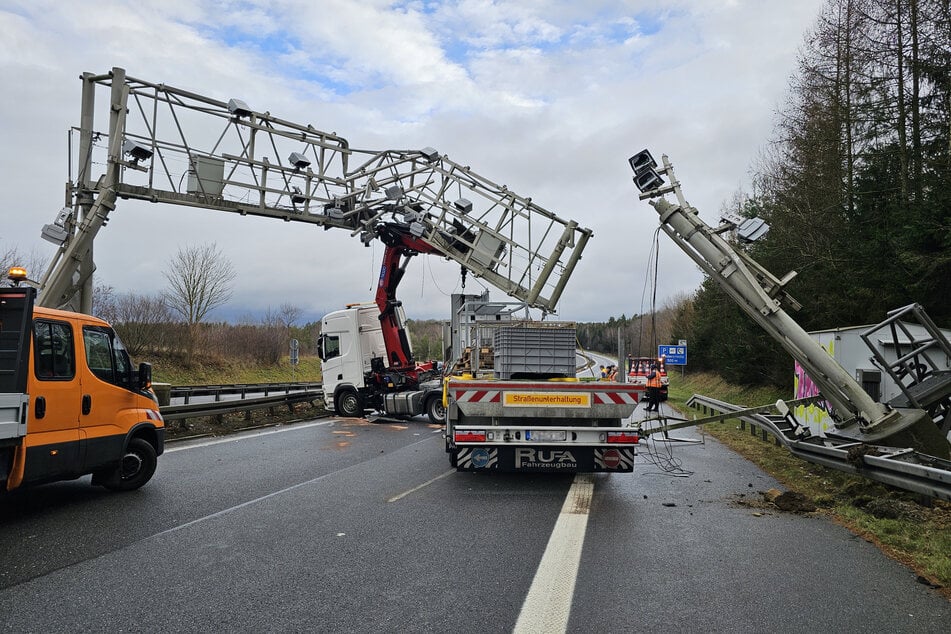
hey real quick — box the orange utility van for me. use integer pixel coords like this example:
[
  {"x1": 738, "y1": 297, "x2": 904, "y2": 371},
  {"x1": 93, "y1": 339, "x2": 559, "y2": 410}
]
[{"x1": 0, "y1": 270, "x2": 164, "y2": 493}]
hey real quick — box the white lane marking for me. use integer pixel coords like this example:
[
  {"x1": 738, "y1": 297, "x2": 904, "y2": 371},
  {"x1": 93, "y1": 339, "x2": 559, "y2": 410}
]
[
  {"x1": 387, "y1": 470, "x2": 455, "y2": 502},
  {"x1": 149, "y1": 466, "x2": 350, "y2": 539},
  {"x1": 513, "y1": 473, "x2": 594, "y2": 634},
  {"x1": 164, "y1": 420, "x2": 334, "y2": 452},
  {"x1": 151, "y1": 434, "x2": 441, "y2": 540}
]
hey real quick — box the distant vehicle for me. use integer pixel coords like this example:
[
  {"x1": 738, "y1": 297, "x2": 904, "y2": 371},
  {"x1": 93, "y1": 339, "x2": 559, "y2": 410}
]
[{"x1": 627, "y1": 356, "x2": 669, "y2": 401}]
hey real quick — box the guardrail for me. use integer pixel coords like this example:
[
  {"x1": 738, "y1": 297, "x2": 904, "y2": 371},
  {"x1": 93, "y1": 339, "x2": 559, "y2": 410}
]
[
  {"x1": 170, "y1": 382, "x2": 322, "y2": 403},
  {"x1": 686, "y1": 394, "x2": 951, "y2": 501},
  {"x1": 159, "y1": 383, "x2": 325, "y2": 421}
]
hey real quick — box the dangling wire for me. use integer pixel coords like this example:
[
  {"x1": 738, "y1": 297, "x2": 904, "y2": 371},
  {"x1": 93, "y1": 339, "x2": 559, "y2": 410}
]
[
  {"x1": 367, "y1": 239, "x2": 377, "y2": 292},
  {"x1": 639, "y1": 434, "x2": 694, "y2": 477},
  {"x1": 636, "y1": 226, "x2": 663, "y2": 356},
  {"x1": 425, "y1": 255, "x2": 461, "y2": 297},
  {"x1": 650, "y1": 228, "x2": 660, "y2": 353},
  {"x1": 633, "y1": 229, "x2": 695, "y2": 478}
]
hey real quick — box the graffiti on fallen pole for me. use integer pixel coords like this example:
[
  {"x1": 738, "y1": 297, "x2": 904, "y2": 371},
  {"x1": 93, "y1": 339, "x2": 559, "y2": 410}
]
[{"x1": 793, "y1": 360, "x2": 833, "y2": 434}]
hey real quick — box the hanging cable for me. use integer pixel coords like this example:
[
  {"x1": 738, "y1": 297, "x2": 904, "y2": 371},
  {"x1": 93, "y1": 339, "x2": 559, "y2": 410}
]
[
  {"x1": 367, "y1": 238, "x2": 377, "y2": 293},
  {"x1": 638, "y1": 435, "x2": 694, "y2": 477},
  {"x1": 636, "y1": 226, "x2": 663, "y2": 356},
  {"x1": 650, "y1": 226, "x2": 660, "y2": 354}
]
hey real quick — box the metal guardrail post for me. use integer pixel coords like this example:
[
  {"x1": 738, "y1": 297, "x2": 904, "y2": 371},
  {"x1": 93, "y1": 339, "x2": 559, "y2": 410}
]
[{"x1": 152, "y1": 382, "x2": 171, "y2": 407}]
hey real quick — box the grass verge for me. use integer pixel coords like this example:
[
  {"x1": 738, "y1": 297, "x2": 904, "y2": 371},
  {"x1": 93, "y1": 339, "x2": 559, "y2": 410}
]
[
  {"x1": 151, "y1": 354, "x2": 322, "y2": 385},
  {"x1": 151, "y1": 353, "x2": 326, "y2": 440},
  {"x1": 668, "y1": 371, "x2": 951, "y2": 598}
]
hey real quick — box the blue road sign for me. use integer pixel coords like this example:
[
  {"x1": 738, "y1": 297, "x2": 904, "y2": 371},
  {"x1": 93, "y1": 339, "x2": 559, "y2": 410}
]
[{"x1": 658, "y1": 345, "x2": 687, "y2": 365}]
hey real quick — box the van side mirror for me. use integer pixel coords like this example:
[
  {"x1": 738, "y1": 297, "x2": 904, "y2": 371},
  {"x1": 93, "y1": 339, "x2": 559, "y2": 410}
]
[{"x1": 138, "y1": 362, "x2": 152, "y2": 390}]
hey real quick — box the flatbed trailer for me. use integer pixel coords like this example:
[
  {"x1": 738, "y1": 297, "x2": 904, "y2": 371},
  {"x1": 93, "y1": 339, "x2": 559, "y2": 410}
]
[{"x1": 445, "y1": 377, "x2": 642, "y2": 472}]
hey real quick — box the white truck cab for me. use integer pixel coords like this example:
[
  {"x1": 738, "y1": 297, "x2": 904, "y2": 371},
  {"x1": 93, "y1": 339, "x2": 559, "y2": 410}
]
[
  {"x1": 318, "y1": 304, "x2": 385, "y2": 413},
  {"x1": 317, "y1": 303, "x2": 445, "y2": 423}
]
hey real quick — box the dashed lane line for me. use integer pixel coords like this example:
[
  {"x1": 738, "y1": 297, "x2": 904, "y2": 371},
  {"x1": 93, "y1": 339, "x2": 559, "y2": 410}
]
[{"x1": 513, "y1": 473, "x2": 594, "y2": 634}]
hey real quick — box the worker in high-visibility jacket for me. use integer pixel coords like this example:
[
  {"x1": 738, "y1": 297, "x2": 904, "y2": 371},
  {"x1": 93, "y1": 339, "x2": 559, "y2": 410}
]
[{"x1": 645, "y1": 364, "x2": 663, "y2": 412}]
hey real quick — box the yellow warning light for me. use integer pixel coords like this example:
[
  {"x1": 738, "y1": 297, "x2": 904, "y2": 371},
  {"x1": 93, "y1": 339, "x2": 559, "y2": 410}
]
[{"x1": 7, "y1": 266, "x2": 27, "y2": 282}]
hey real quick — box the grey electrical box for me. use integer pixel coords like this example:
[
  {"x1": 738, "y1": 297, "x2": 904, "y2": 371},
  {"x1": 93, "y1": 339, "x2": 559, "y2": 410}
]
[
  {"x1": 856, "y1": 369, "x2": 882, "y2": 401},
  {"x1": 187, "y1": 156, "x2": 225, "y2": 196},
  {"x1": 469, "y1": 231, "x2": 505, "y2": 270}
]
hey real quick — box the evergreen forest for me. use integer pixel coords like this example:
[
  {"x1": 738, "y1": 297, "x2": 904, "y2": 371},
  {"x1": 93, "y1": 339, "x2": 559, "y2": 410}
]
[{"x1": 583, "y1": 0, "x2": 951, "y2": 389}]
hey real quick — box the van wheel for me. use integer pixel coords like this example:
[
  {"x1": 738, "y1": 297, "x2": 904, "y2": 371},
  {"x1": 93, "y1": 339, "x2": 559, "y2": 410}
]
[
  {"x1": 104, "y1": 438, "x2": 157, "y2": 491},
  {"x1": 336, "y1": 389, "x2": 364, "y2": 418},
  {"x1": 426, "y1": 396, "x2": 446, "y2": 425}
]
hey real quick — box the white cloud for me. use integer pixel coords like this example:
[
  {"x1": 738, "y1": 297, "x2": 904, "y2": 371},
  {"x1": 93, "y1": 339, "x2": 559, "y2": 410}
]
[{"x1": 0, "y1": 0, "x2": 823, "y2": 326}]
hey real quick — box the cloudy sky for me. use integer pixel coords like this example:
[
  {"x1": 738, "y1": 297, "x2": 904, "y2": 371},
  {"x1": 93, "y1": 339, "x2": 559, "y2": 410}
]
[{"x1": 0, "y1": 0, "x2": 823, "y2": 324}]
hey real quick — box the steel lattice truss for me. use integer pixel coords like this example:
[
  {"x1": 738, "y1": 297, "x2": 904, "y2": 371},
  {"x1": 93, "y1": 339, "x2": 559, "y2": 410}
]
[{"x1": 40, "y1": 67, "x2": 592, "y2": 313}]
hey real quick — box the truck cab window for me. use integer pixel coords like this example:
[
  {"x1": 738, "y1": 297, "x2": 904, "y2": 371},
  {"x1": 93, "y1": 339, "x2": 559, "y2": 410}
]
[
  {"x1": 33, "y1": 320, "x2": 75, "y2": 380},
  {"x1": 83, "y1": 326, "x2": 133, "y2": 389},
  {"x1": 318, "y1": 334, "x2": 340, "y2": 361}
]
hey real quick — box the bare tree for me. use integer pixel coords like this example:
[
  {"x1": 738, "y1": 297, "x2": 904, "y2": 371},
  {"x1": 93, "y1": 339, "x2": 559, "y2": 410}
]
[
  {"x1": 162, "y1": 243, "x2": 236, "y2": 362},
  {"x1": 276, "y1": 303, "x2": 302, "y2": 330},
  {"x1": 112, "y1": 292, "x2": 176, "y2": 357},
  {"x1": 0, "y1": 243, "x2": 48, "y2": 287},
  {"x1": 92, "y1": 283, "x2": 117, "y2": 322},
  {"x1": 259, "y1": 303, "x2": 303, "y2": 364}
]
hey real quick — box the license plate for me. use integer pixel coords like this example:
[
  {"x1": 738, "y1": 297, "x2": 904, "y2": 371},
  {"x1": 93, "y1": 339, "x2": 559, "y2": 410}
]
[{"x1": 526, "y1": 430, "x2": 567, "y2": 442}]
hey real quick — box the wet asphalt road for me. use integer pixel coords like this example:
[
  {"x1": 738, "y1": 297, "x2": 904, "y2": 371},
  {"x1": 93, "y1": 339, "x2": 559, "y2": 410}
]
[{"x1": 1, "y1": 410, "x2": 949, "y2": 633}]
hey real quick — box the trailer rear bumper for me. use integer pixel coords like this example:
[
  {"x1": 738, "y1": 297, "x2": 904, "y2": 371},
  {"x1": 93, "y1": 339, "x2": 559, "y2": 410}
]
[
  {"x1": 452, "y1": 444, "x2": 636, "y2": 472},
  {"x1": 447, "y1": 425, "x2": 639, "y2": 473}
]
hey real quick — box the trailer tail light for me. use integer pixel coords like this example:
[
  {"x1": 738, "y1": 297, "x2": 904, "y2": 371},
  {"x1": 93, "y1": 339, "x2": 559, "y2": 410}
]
[
  {"x1": 607, "y1": 431, "x2": 639, "y2": 444},
  {"x1": 455, "y1": 430, "x2": 487, "y2": 442}
]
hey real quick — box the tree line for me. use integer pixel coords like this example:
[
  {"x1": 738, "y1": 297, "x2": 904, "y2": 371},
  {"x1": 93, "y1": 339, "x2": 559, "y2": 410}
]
[
  {"x1": 573, "y1": 297, "x2": 688, "y2": 360},
  {"x1": 668, "y1": 0, "x2": 951, "y2": 388}
]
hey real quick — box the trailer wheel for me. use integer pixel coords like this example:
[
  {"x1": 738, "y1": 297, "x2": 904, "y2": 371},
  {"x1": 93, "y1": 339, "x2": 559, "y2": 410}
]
[
  {"x1": 104, "y1": 438, "x2": 157, "y2": 491},
  {"x1": 335, "y1": 389, "x2": 364, "y2": 418},
  {"x1": 426, "y1": 395, "x2": 446, "y2": 425}
]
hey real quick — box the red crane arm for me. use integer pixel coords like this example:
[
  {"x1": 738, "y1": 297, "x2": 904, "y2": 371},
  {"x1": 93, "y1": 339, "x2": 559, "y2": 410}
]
[{"x1": 374, "y1": 225, "x2": 441, "y2": 375}]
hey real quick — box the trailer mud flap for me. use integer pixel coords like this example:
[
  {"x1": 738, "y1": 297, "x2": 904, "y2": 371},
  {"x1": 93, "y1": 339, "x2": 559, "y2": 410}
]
[{"x1": 455, "y1": 445, "x2": 635, "y2": 473}]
